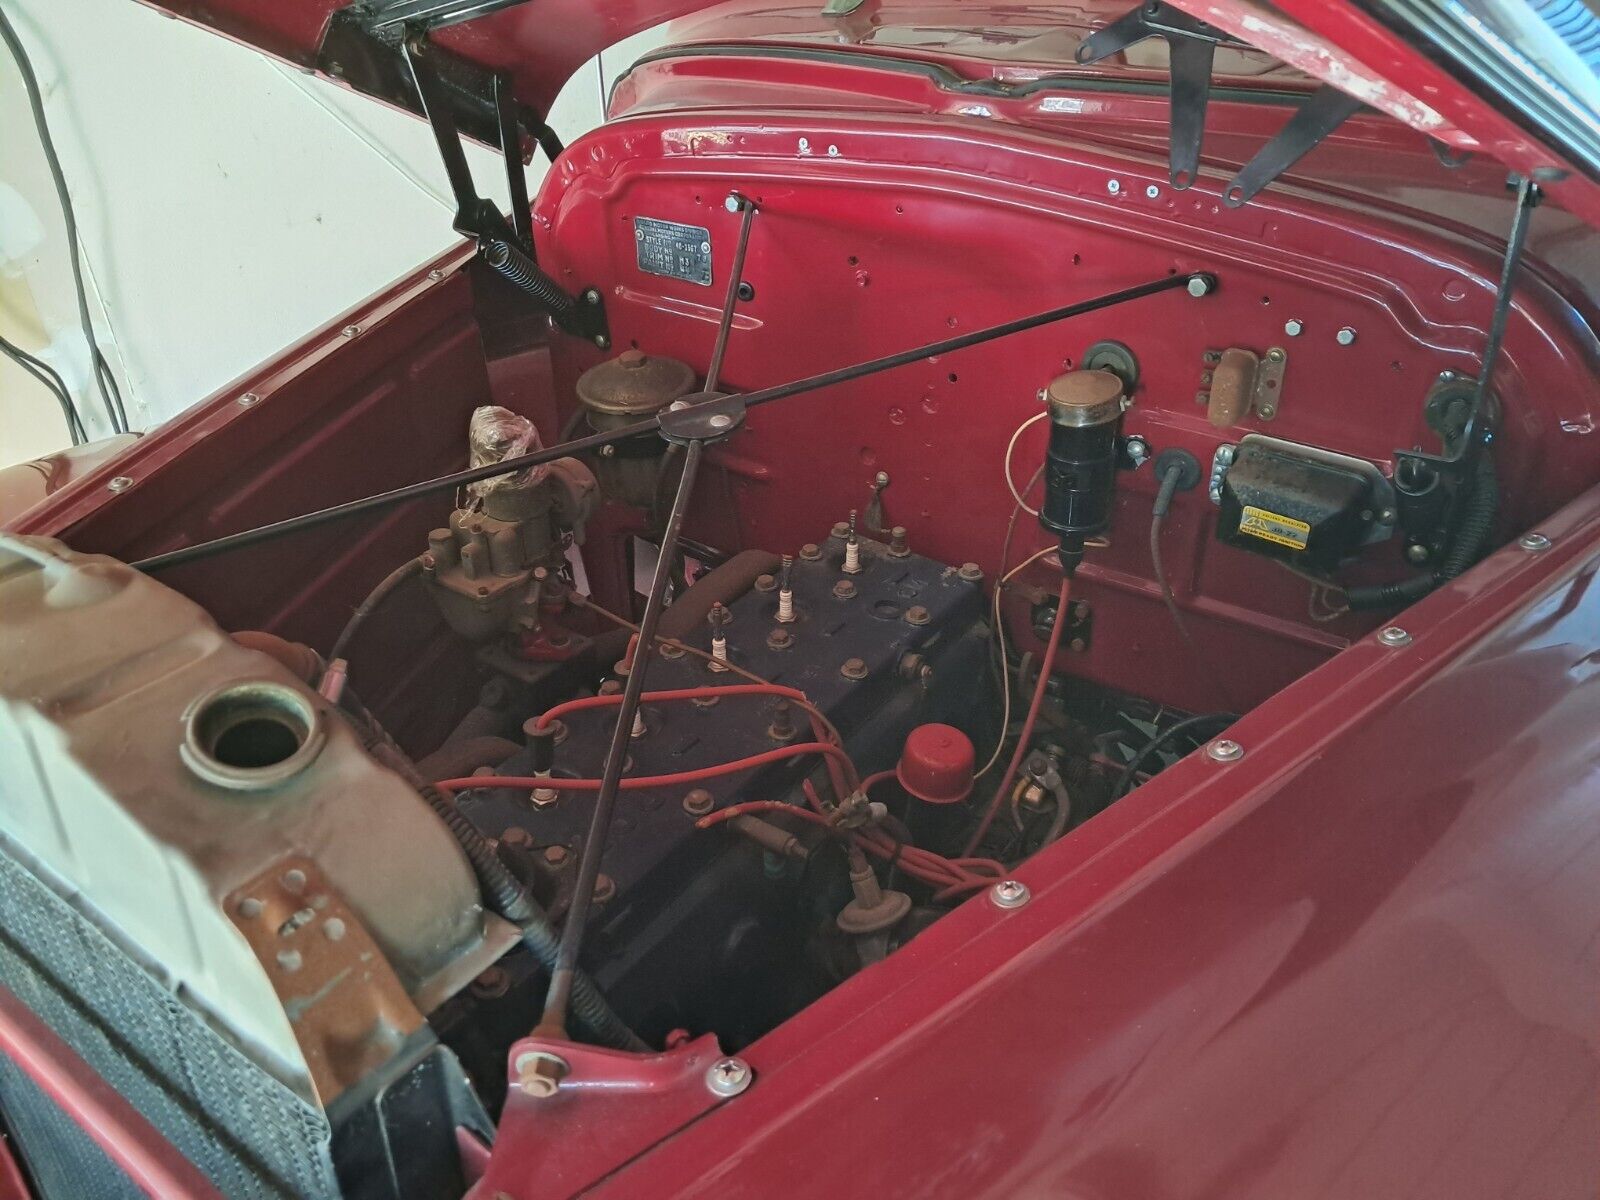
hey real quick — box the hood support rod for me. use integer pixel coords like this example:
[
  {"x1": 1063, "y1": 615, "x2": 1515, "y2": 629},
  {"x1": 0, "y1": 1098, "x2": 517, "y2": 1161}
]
[{"x1": 131, "y1": 272, "x2": 1215, "y2": 573}]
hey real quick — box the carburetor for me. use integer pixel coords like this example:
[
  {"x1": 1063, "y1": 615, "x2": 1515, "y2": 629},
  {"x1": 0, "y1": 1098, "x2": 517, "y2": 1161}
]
[{"x1": 423, "y1": 407, "x2": 597, "y2": 647}]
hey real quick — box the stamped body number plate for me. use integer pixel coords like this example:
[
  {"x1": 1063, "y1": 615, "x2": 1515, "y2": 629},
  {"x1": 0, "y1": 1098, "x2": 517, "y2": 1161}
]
[{"x1": 634, "y1": 217, "x2": 712, "y2": 286}]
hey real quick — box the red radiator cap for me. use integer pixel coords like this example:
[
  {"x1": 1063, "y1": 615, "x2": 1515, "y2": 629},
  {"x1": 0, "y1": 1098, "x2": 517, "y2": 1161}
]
[{"x1": 896, "y1": 724, "x2": 975, "y2": 805}]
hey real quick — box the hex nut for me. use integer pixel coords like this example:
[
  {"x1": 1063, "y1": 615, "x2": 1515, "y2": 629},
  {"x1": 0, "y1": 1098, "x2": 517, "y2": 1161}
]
[
  {"x1": 1284, "y1": 318, "x2": 1304, "y2": 337},
  {"x1": 542, "y1": 844, "x2": 570, "y2": 866},
  {"x1": 515, "y1": 1052, "x2": 570, "y2": 1098},
  {"x1": 501, "y1": 826, "x2": 535, "y2": 850},
  {"x1": 1336, "y1": 326, "x2": 1357, "y2": 346},
  {"x1": 840, "y1": 657, "x2": 868, "y2": 681},
  {"x1": 705, "y1": 1057, "x2": 752, "y2": 1097}
]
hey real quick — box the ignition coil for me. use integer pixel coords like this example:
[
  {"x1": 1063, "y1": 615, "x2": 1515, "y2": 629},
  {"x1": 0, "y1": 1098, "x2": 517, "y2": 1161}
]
[{"x1": 1038, "y1": 369, "x2": 1128, "y2": 574}]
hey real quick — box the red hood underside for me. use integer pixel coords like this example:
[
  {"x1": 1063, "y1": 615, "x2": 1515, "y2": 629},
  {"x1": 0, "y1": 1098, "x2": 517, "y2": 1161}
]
[{"x1": 140, "y1": 0, "x2": 1600, "y2": 225}]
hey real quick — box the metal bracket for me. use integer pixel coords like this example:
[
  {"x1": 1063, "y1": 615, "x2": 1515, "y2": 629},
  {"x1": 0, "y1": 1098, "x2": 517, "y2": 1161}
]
[
  {"x1": 1077, "y1": 2, "x2": 1244, "y2": 189},
  {"x1": 401, "y1": 35, "x2": 608, "y2": 344},
  {"x1": 659, "y1": 393, "x2": 748, "y2": 445},
  {"x1": 1222, "y1": 84, "x2": 1364, "y2": 207}
]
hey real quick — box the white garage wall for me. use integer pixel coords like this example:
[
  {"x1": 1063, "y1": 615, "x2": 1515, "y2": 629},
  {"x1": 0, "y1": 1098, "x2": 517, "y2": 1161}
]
[{"x1": 0, "y1": 0, "x2": 665, "y2": 466}]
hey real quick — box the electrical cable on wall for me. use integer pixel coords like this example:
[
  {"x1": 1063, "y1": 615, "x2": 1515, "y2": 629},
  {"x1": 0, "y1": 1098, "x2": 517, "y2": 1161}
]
[{"x1": 0, "y1": 2, "x2": 129, "y2": 435}]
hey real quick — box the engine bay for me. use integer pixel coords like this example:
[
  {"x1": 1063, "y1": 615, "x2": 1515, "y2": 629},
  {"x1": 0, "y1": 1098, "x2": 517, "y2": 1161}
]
[{"x1": 5, "y1": 19, "x2": 1600, "y2": 1198}]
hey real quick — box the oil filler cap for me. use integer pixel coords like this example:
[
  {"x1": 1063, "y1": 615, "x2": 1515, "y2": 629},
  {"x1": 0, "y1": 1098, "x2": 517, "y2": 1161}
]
[{"x1": 896, "y1": 724, "x2": 975, "y2": 805}]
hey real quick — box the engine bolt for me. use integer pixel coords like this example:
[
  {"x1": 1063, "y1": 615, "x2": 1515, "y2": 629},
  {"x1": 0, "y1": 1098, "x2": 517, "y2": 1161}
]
[
  {"x1": 501, "y1": 826, "x2": 534, "y2": 850},
  {"x1": 1206, "y1": 739, "x2": 1245, "y2": 762},
  {"x1": 905, "y1": 605, "x2": 931, "y2": 626},
  {"x1": 832, "y1": 579, "x2": 857, "y2": 600},
  {"x1": 660, "y1": 641, "x2": 685, "y2": 659},
  {"x1": 888, "y1": 526, "x2": 910, "y2": 557},
  {"x1": 755, "y1": 573, "x2": 777, "y2": 592},
  {"x1": 530, "y1": 786, "x2": 560, "y2": 809},
  {"x1": 767, "y1": 627, "x2": 794, "y2": 650},
  {"x1": 542, "y1": 844, "x2": 570, "y2": 866},
  {"x1": 840, "y1": 657, "x2": 868, "y2": 681},
  {"x1": 958, "y1": 562, "x2": 983, "y2": 582},
  {"x1": 594, "y1": 874, "x2": 616, "y2": 903},
  {"x1": 990, "y1": 879, "x2": 1030, "y2": 909},
  {"x1": 515, "y1": 1051, "x2": 570, "y2": 1098},
  {"x1": 768, "y1": 699, "x2": 796, "y2": 742},
  {"x1": 1377, "y1": 626, "x2": 1413, "y2": 647},
  {"x1": 800, "y1": 542, "x2": 822, "y2": 561},
  {"x1": 705, "y1": 1057, "x2": 753, "y2": 1097},
  {"x1": 683, "y1": 789, "x2": 715, "y2": 816},
  {"x1": 831, "y1": 521, "x2": 850, "y2": 540}
]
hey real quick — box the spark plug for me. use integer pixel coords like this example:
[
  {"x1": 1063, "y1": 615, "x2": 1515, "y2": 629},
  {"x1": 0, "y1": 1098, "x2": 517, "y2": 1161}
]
[
  {"x1": 776, "y1": 554, "x2": 795, "y2": 623},
  {"x1": 842, "y1": 509, "x2": 862, "y2": 574},
  {"x1": 708, "y1": 601, "x2": 731, "y2": 672}
]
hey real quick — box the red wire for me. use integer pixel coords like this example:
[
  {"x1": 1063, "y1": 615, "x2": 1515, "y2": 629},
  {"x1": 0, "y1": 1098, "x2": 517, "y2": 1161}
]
[
  {"x1": 536, "y1": 684, "x2": 809, "y2": 731},
  {"x1": 962, "y1": 573, "x2": 1072, "y2": 857},
  {"x1": 695, "y1": 802, "x2": 838, "y2": 830},
  {"x1": 529, "y1": 684, "x2": 860, "y2": 794},
  {"x1": 435, "y1": 741, "x2": 857, "y2": 795}
]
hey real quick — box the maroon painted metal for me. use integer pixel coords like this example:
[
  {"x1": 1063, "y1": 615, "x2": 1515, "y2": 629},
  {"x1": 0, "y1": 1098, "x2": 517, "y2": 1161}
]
[
  {"x1": 0, "y1": 985, "x2": 221, "y2": 1199},
  {"x1": 475, "y1": 470, "x2": 1600, "y2": 1200},
  {"x1": 479, "y1": 1034, "x2": 739, "y2": 1197},
  {"x1": 15, "y1": 4, "x2": 1600, "y2": 1194},
  {"x1": 531, "y1": 92, "x2": 1600, "y2": 712}
]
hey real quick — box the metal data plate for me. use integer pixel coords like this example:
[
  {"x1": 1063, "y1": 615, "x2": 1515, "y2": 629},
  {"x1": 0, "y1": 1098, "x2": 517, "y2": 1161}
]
[{"x1": 634, "y1": 217, "x2": 712, "y2": 286}]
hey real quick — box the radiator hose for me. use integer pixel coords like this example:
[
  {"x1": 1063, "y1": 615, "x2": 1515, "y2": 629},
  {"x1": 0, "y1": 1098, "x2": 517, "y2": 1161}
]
[
  {"x1": 343, "y1": 697, "x2": 646, "y2": 1052},
  {"x1": 1346, "y1": 451, "x2": 1497, "y2": 611}
]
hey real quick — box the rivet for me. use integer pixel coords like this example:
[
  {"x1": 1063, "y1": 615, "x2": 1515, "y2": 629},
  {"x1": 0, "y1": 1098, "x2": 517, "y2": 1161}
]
[
  {"x1": 427, "y1": 268, "x2": 444, "y2": 281},
  {"x1": 709, "y1": 413, "x2": 732, "y2": 429},
  {"x1": 1206, "y1": 739, "x2": 1244, "y2": 762},
  {"x1": 1377, "y1": 626, "x2": 1412, "y2": 647},
  {"x1": 237, "y1": 392, "x2": 260, "y2": 407},
  {"x1": 341, "y1": 324, "x2": 361, "y2": 338},
  {"x1": 107, "y1": 476, "x2": 134, "y2": 493},
  {"x1": 705, "y1": 1057, "x2": 752, "y2": 1097},
  {"x1": 1518, "y1": 531, "x2": 1551, "y2": 552},
  {"x1": 990, "y1": 879, "x2": 1030, "y2": 908}
]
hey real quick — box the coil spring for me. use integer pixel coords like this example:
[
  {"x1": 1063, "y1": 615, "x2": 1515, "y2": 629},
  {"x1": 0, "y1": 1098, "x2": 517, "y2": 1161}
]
[{"x1": 480, "y1": 237, "x2": 577, "y2": 322}]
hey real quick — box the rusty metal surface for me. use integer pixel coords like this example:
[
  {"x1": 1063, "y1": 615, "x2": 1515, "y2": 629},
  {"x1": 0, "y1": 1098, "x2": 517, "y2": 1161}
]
[{"x1": 227, "y1": 858, "x2": 424, "y2": 1104}]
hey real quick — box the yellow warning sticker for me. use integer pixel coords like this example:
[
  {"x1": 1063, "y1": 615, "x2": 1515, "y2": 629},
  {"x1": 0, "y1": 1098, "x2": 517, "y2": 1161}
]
[{"x1": 1239, "y1": 505, "x2": 1311, "y2": 551}]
